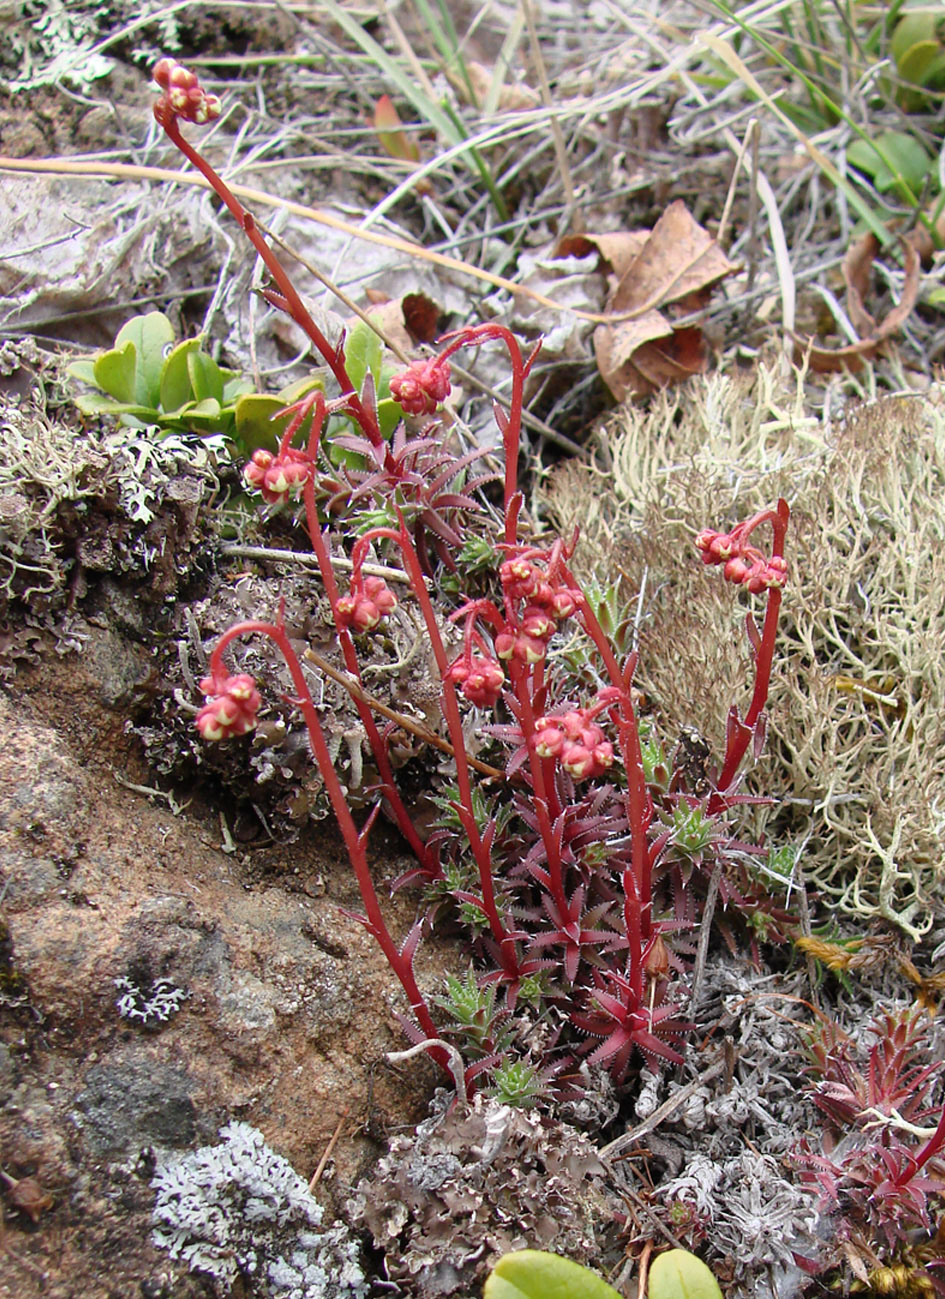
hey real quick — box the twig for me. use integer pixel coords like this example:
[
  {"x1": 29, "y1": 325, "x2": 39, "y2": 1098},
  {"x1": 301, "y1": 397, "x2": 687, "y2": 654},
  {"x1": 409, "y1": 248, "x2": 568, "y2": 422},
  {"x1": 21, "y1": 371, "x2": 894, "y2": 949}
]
[
  {"x1": 220, "y1": 543, "x2": 413, "y2": 584},
  {"x1": 598, "y1": 1057, "x2": 726, "y2": 1160},
  {"x1": 308, "y1": 1108, "x2": 349, "y2": 1191},
  {"x1": 302, "y1": 647, "x2": 506, "y2": 781}
]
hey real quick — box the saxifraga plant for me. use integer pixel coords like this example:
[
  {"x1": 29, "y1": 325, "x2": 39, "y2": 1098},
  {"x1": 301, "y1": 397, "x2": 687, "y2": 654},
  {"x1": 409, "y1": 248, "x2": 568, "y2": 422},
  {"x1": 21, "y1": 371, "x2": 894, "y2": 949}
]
[{"x1": 148, "y1": 58, "x2": 791, "y2": 1105}]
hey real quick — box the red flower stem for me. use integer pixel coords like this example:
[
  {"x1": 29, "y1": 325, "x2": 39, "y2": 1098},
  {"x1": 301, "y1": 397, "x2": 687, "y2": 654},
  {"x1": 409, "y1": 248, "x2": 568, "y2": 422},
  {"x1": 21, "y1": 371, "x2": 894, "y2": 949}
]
[
  {"x1": 437, "y1": 323, "x2": 533, "y2": 540},
  {"x1": 563, "y1": 565, "x2": 654, "y2": 943},
  {"x1": 710, "y1": 497, "x2": 789, "y2": 810},
  {"x1": 158, "y1": 117, "x2": 383, "y2": 446},
  {"x1": 298, "y1": 464, "x2": 440, "y2": 878},
  {"x1": 507, "y1": 658, "x2": 568, "y2": 914},
  {"x1": 393, "y1": 518, "x2": 520, "y2": 976},
  {"x1": 207, "y1": 622, "x2": 447, "y2": 1069}
]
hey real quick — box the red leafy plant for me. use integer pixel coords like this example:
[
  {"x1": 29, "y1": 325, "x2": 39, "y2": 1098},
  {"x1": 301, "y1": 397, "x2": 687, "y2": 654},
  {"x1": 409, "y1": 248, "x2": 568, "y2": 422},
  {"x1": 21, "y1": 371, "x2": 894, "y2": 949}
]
[
  {"x1": 796, "y1": 1007, "x2": 945, "y2": 1290},
  {"x1": 150, "y1": 60, "x2": 792, "y2": 1106}
]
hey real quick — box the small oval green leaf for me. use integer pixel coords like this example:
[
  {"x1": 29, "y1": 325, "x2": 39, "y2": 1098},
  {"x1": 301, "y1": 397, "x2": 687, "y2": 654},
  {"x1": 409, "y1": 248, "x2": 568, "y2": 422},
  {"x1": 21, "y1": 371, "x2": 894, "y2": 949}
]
[
  {"x1": 484, "y1": 1250, "x2": 622, "y2": 1299},
  {"x1": 92, "y1": 340, "x2": 138, "y2": 403},
  {"x1": 649, "y1": 1249, "x2": 724, "y2": 1299},
  {"x1": 115, "y1": 311, "x2": 175, "y2": 407},
  {"x1": 187, "y1": 346, "x2": 224, "y2": 404},
  {"x1": 160, "y1": 338, "x2": 200, "y2": 413}
]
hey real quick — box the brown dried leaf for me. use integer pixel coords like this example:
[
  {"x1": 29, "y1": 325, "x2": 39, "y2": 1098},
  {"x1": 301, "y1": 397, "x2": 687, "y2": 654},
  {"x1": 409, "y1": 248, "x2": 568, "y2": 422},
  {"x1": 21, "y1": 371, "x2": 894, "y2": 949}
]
[
  {"x1": 800, "y1": 237, "x2": 921, "y2": 373},
  {"x1": 555, "y1": 231, "x2": 649, "y2": 281},
  {"x1": 579, "y1": 203, "x2": 733, "y2": 399},
  {"x1": 610, "y1": 200, "x2": 736, "y2": 315}
]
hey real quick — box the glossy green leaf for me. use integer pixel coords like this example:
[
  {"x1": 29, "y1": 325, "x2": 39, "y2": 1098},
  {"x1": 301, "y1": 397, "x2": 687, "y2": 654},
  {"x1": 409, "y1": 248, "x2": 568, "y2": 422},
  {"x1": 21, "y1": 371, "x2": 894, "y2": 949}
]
[
  {"x1": 847, "y1": 131, "x2": 932, "y2": 197},
  {"x1": 891, "y1": 13, "x2": 941, "y2": 68},
  {"x1": 233, "y1": 376, "x2": 323, "y2": 455},
  {"x1": 65, "y1": 359, "x2": 98, "y2": 386},
  {"x1": 483, "y1": 1250, "x2": 622, "y2": 1299},
  {"x1": 344, "y1": 319, "x2": 384, "y2": 396},
  {"x1": 187, "y1": 346, "x2": 224, "y2": 404},
  {"x1": 159, "y1": 338, "x2": 201, "y2": 414},
  {"x1": 649, "y1": 1249, "x2": 724, "y2": 1299},
  {"x1": 92, "y1": 340, "x2": 138, "y2": 404},
  {"x1": 114, "y1": 311, "x2": 175, "y2": 407},
  {"x1": 73, "y1": 393, "x2": 158, "y2": 420},
  {"x1": 898, "y1": 40, "x2": 945, "y2": 88},
  {"x1": 377, "y1": 396, "x2": 403, "y2": 440}
]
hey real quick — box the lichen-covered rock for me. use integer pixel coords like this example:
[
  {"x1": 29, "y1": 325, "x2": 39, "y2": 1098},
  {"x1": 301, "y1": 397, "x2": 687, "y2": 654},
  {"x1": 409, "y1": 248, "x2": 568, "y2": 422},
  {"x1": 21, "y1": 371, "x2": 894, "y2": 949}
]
[{"x1": 349, "y1": 1092, "x2": 619, "y2": 1296}]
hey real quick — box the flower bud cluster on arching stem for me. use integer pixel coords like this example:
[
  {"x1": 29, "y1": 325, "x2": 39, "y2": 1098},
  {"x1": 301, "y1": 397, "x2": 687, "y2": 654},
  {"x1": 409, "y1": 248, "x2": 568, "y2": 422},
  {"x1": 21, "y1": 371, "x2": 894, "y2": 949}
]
[
  {"x1": 151, "y1": 60, "x2": 383, "y2": 448},
  {"x1": 426, "y1": 323, "x2": 542, "y2": 539},
  {"x1": 698, "y1": 499, "x2": 790, "y2": 811}
]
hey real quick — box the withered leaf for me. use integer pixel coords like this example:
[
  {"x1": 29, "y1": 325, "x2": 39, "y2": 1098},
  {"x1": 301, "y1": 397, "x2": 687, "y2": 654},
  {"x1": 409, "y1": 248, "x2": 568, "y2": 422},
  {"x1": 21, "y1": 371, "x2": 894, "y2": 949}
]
[
  {"x1": 560, "y1": 202, "x2": 736, "y2": 400},
  {"x1": 799, "y1": 235, "x2": 920, "y2": 373}
]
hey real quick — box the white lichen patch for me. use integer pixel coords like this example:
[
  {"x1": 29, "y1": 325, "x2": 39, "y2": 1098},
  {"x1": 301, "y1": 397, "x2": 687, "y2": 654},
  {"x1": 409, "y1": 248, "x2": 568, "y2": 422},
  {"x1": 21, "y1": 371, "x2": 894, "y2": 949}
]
[{"x1": 151, "y1": 1121, "x2": 367, "y2": 1298}]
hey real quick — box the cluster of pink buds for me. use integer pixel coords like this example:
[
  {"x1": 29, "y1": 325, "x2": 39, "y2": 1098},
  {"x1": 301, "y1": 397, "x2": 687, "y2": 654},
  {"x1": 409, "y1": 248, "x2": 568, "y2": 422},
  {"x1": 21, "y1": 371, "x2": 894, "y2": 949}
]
[
  {"x1": 446, "y1": 653, "x2": 505, "y2": 708},
  {"x1": 389, "y1": 357, "x2": 452, "y2": 417},
  {"x1": 695, "y1": 526, "x2": 787, "y2": 594},
  {"x1": 153, "y1": 59, "x2": 221, "y2": 126},
  {"x1": 196, "y1": 672, "x2": 261, "y2": 742},
  {"x1": 243, "y1": 447, "x2": 311, "y2": 506},
  {"x1": 534, "y1": 708, "x2": 615, "y2": 781},
  {"x1": 335, "y1": 575, "x2": 398, "y2": 634},
  {"x1": 495, "y1": 557, "x2": 581, "y2": 664}
]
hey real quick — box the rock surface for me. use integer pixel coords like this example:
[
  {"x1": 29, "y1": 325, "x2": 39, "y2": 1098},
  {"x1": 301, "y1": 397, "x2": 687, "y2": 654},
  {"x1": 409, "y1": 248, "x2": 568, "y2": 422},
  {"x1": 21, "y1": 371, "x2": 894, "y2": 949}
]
[{"x1": 0, "y1": 637, "x2": 438, "y2": 1298}]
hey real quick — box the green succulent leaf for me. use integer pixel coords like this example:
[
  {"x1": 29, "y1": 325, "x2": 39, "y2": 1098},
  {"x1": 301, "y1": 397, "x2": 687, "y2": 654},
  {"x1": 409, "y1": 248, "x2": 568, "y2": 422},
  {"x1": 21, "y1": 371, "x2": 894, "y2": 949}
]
[
  {"x1": 187, "y1": 346, "x2": 225, "y2": 404},
  {"x1": 847, "y1": 130, "x2": 932, "y2": 198},
  {"x1": 233, "y1": 375, "x2": 323, "y2": 455},
  {"x1": 160, "y1": 338, "x2": 201, "y2": 413},
  {"x1": 92, "y1": 340, "x2": 138, "y2": 404},
  {"x1": 649, "y1": 1249, "x2": 724, "y2": 1299},
  {"x1": 114, "y1": 311, "x2": 175, "y2": 407},
  {"x1": 72, "y1": 393, "x2": 159, "y2": 420},
  {"x1": 65, "y1": 359, "x2": 98, "y2": 387},
  {"x1": 483, "y1": 1251, "x2": 622, "y2": 1299},
  {"x1": 344, "y1": 318, "x2": 385, "y2": 395}
]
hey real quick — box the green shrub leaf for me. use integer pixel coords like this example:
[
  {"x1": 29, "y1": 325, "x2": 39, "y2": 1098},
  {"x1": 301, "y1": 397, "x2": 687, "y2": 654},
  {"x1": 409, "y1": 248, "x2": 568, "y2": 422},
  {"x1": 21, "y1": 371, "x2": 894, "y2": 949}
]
[
  {"x1": 483, "y1": 1250, "x2": 622, "y2": 1299},
  {"x1": 92, "y1": 340, "x2": 138, "y2": 404},
  {"x1": 649, "y1": 1249, "x2": 724, "y2": 1299},
  {"x1": 160, "y1": 338, "x2": 201, "y2": 413},
  {"x1": 114, "y1": 311, "x2": 175, "y2": 407}
]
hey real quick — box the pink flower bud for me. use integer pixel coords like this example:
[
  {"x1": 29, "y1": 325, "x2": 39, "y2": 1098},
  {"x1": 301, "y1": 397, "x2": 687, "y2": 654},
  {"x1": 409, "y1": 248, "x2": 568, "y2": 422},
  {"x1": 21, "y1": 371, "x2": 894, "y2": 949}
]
[
  {"x1": 513, "y1": 633, "x2": 546, "y2": 664},
  {"x1": 563, "y1": 743, "x2": 594, "y2": 780},
  {"x1": 363, "y1": 575, "x2": 398, "y2": 615},
  {"x1": 459, "y1": 656, "x2": 505, "y2": 708},
  {"x1": 534, "y1": 725, "x2": 565, "y2": 758},
  {"x1": 521, "y1": 607, "x2": 554, "y2": 640},
  {"x1": 549, "y1": 588, "x2": 579, "y2": 619},
  {"x1": 495, "y1": 631, "x2": 517, "y2": 660},
  {"x1": 389, "y1": 358, "x2": 452, "y2": 416},
  {"x1": 499, "y1": 559, "x2": 537, "y2": 600},
  {"x1": 723, "y1": 555, "x2": 750, "y2": 585},
  {"x1": 195, "y1": 672, "x2": 261, "y2": 741}
]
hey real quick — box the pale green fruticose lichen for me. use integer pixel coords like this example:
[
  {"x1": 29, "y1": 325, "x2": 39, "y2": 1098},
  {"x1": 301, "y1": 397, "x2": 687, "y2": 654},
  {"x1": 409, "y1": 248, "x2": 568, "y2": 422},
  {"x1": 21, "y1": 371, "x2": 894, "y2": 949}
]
[{"x1": 546, "y1": 361, "x2": 945, "y2": 936}]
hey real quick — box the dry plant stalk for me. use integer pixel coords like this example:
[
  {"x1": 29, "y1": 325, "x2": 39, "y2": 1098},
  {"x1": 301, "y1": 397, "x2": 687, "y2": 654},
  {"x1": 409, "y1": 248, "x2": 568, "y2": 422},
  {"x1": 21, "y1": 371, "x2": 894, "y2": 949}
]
[{"x1": 545, "y1": 362, "x2": 945, "y2": 937}]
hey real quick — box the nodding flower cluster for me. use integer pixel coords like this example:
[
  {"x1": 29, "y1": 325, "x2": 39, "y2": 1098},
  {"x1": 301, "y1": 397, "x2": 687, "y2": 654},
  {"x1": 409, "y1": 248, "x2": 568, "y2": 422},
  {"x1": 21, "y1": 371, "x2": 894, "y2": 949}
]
[
  {"x1": 243, "y1": 447, "x2": 312, "y2": 506},
  {"x1": 534, "y1": 705, "x2": 615, "y2": 781},
  {"x1": 335, "y1": 574, "x2": 398, "y2": 634},
  {"x1": 196, "y1": 672, "x2": 261, "y2": 742},
  {"x1": 695, "y1": 523, "x2": 787, "y2": 593},
  {"x1": 152, "y1": 58, "x2": 221, "y2": 125},
  {"x1": 494, "y1": 555, "x2": 581, "y2": 665},
  {"x1": 446, "y1": 651, "x2": 506, "y2": 708},
  {"x1": 389, "y1": 357, "x2": 452, "y2": 417}
]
